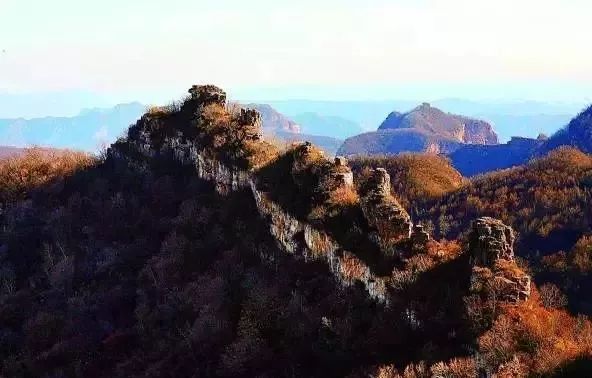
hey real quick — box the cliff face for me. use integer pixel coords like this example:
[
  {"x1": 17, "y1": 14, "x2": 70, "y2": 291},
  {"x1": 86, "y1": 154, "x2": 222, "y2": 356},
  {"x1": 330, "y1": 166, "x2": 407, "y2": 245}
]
[{"x1": 118, "y1": 85, "x2": 531, "y2": 309}]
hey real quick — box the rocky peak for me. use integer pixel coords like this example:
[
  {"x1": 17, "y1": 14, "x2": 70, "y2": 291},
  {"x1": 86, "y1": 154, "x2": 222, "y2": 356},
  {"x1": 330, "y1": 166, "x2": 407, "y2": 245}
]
[
  {"x1": 469, "y1": 217, "x2": 515, "y2": 267},
  {"x1": 361, "y1": 168, "x2": 412, "y2": 255},
  {"x1": 334, "y1": 156, "x2": 348, "y2": 167},
  {"x1": 376, "y1": 104, "x2": 498, "y2": 145},
  {"x1": 366, "y1": 168, "x2": 391, "y2": 198},
  {"x1": 188, "y1": 85, "x2": 227, "y2": 106},
  {"x1": 237, "y1": 108, "x2": 263, "y2": 141},
  {"x1": 468, "y1": 217, "x2": 530, "y2": 303},
  {"x1": 332, "y1": 156, "x2": 354, "y2": 188}
]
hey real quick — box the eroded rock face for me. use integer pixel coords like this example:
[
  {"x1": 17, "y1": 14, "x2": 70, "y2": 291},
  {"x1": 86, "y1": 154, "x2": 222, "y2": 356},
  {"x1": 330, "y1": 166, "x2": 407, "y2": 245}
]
[
  {"x1": 470, "y1": 217, "x2": 515, "y2": 267},
  {"x1": 468, "y1": 217, "x2": 530, "y2": 303},
  {"x1": 361, "y1": 168, "x2": 412, "y2": 255},
  {"x1": 238, "y1": 108, "x2": 262, "y2": 132}
]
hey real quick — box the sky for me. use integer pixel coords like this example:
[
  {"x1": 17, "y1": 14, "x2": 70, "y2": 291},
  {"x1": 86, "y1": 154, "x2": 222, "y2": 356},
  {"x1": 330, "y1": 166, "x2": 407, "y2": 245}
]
[{"x1": 1, "y1": 0, "x2": 592, "y2": 103}]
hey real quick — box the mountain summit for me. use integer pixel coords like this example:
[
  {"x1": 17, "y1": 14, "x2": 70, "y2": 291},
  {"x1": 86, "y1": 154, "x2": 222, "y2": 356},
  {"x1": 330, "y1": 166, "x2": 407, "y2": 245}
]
[
  {"x1": 378, "y1": 103, "x2": 498, "y2": 144},
  {"x1": 338, "y1": 104, "x2": 497, "y2": 156}
]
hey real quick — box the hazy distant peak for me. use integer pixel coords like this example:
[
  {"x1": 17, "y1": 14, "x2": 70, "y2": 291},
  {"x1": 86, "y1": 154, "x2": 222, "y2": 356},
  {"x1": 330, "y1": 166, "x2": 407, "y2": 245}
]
[
  {"x1": 245, "y1": 103, "x2": 301, "y2": 134},
  {"x1": 378, "y1": 103, "x2": 498, "y2": 145}
]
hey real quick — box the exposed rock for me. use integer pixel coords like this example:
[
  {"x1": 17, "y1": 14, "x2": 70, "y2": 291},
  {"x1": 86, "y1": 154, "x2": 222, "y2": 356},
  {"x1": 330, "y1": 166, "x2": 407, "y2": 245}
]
[
  {"x1": 361, "y1": 168, "x2": 412, "y2": 255},
  {"x1": 366, "y1": 168, "x2": 391, "y2": 197},
  {"x1": 377, "y1": 103, "x2": 498, "y2": 145},
  {"x1": 334, "y1": 156, "x2": 348, "y2": 167},
  {"x1": 331, "y1": 156, "x2": 354, "y2": 188},
  {"x1": 250, "y1": 180, "x2": 388, "y2": 303},
  {"x1": 469, "y1": 217, "x2": 515, "y2": 267},
  {"x1": 188, "y1": 85, "x2": 227, "y2": 106},
  {"x1": 411, "y1": 224, "x2": 430, "y2": 245},
  {"x1": 468, "y1": 217, "x2": 530, "y2": 303}
]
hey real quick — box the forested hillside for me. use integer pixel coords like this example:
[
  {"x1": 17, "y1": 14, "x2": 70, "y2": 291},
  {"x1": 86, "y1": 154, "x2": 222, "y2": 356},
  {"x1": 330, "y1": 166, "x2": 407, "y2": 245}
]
[
  {"x1": 414, "y1": 147, "x2": 592, "y2": 313},
  {"x1": 0, "y1": 85, "x2": 591, "y2": 377}
]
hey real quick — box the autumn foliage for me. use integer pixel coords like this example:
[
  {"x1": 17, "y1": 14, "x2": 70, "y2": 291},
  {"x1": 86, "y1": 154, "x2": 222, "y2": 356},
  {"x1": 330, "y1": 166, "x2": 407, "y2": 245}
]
[{"x1": 1, "y1": 86, "x2": 592, "y2": 377}]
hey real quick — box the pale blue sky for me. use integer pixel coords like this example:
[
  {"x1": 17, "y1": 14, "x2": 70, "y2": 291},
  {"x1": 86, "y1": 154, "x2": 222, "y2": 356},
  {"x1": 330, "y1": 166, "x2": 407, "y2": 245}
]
[{"x1": 1, "y1": 0, "x2": 592, "y2": 102}]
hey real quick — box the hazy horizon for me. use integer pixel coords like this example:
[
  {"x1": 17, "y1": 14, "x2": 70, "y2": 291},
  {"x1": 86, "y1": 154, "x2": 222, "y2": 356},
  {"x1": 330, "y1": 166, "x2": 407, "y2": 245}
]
[{"x1": 2, "y1": 0, "x2": 592, "y2": 106}]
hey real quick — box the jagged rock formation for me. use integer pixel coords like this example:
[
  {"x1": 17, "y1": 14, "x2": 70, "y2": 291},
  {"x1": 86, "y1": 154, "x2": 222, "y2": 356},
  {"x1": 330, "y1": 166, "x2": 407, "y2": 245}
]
[
  {"x1": 119, "y1": 85, "x2": 529, "y2": 307},
  {"x1": 360, "y1": 168, "x2": 412, "y2": 256},
  {"x1": 469, "y1": 217, "x2": 531, "y2": 303},
  {"x1": 188, "y1": 84, "x2": 227, "y2": 105}
]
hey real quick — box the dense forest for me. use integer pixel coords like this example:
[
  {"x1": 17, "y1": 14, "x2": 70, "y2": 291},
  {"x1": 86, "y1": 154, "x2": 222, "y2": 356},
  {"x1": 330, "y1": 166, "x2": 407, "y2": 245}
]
[
  {"x1": 412, "y1": 148, "x2": 592, "y2": 314},
  {"x1": 1, "y1": 85, "x2": 592, "y2": 377}
]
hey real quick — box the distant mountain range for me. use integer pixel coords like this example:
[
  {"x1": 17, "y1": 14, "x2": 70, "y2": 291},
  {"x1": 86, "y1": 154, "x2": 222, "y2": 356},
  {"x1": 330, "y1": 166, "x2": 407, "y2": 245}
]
[
  {"x1": 289, "y1": 112, "x2": 363, "y2": 138},
  {"x1": 246, "y1": 104, "x2": 302, "y2": 134},
  {"x1": 267, "y1": 98, "x2": 582, "y2": 142},
  {"x1": 0, "y1": 103, "x2": 146, "y2": 151},
  {"x1": 1, "y1": 94, "x2": 586, "y2": 167},
  {"x1": 0, "y1": 91, "x2": 112, "y2": 119},
  {"x1": 337, "y1": 102, "x2": 592, "y2": 177},
  {"x1": 0, "y1": 101, "x2": 346, "y2": 155}
]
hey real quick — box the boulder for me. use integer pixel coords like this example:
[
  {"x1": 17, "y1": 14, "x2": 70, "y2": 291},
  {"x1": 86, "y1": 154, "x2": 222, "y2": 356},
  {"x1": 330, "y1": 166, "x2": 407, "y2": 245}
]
[{"x1": 411, "y1": 224, "x2": 430, "y2": 245}]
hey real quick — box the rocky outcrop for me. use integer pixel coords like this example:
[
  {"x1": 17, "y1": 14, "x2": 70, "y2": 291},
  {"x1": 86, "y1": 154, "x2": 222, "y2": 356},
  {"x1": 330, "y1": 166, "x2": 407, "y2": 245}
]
[
  {"x1": 250, "y1": 180, "x2": 389, "y2": 302},
  {"x1": 188, "y1": 84, "x2": 227, "y2": 106},
  {"x1": 469, "y1": 217, "x2": 531, "y2": 303},
  {"x1": 331, "y1": 156, "x2": 354, "y2": 188},
  {"x1": 361, "y1": 168, "x2": 412, "y2": 256},
  {"x1": 410, "y1": 224, "x2": 430, "y2": 246},
  {"x1": 469, "y1": 217, "x2": 515, "y2": 267}
]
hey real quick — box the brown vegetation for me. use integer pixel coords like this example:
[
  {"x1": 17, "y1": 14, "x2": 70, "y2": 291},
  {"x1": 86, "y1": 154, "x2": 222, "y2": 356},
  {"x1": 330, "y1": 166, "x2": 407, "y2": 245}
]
[
  {"x1": 350, "y1": 154, "x2": 464, "y2": 209},
  {"x1": 0, "y1": 147, "x2": 94, "y2": 202},
  {"x1": 1, "y1": 85, "x2": 592, "y2": 377}
]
